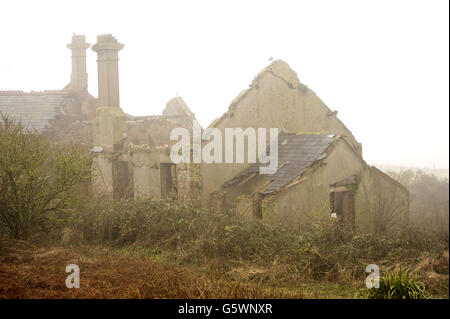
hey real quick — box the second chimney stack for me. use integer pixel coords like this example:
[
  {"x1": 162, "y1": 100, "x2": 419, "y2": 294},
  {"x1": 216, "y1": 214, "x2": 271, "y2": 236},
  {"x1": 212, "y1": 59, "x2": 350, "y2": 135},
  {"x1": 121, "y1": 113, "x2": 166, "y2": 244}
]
[{"x1": 91, "y1": 34, "x2": 124, "y2": 108}]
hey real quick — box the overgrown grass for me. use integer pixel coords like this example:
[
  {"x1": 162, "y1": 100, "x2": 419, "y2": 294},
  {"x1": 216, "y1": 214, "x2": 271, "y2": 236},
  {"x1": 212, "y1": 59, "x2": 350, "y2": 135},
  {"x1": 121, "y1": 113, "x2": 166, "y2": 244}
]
[
  {"x1": 2, "y1": 197, "x2": 447, "y2": 298},
  {"x1": 51, "y1": 197, "x2": 448, "y2": 298}
]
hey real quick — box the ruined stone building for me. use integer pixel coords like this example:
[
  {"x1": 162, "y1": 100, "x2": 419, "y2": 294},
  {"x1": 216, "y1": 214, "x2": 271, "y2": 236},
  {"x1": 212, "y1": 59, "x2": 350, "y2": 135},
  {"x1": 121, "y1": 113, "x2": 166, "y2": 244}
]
[
  {"x1": 0, "y1": 34, "x2": 409, "y2": 233},
  {"x1": 1, "y1": 34, "x2": 198, "y2": 201}
]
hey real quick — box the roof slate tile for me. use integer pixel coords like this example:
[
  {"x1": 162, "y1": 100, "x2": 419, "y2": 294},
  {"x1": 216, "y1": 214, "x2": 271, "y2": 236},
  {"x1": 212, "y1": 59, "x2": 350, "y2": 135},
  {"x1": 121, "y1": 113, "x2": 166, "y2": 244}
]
[
  {"x1": 0, "y1": 92, "x2": 69, "y2": 131},
  {"x1": 222, "y1": 133, "x2": 336, "y2": 194}
]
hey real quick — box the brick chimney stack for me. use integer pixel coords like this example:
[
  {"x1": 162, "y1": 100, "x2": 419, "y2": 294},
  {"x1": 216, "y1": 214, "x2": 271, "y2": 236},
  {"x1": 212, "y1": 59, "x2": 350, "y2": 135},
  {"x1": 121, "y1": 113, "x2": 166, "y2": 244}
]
[
  {"x1": 91, "y1": 34, "x2": 124, "y2": 108},
  {"x1": 67, "y1": 34, "x2": 90, "y2": 92}
]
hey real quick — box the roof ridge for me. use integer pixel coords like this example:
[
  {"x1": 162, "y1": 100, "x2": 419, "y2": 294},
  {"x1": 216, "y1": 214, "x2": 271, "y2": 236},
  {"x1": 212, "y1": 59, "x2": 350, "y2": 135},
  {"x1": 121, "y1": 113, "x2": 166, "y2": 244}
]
[
  {"x1": 293, "y1": 132, "x2": 336, "y2": 136},
  {"x1": 0, "y1": 90, "x2": 69, "y2": 96}
]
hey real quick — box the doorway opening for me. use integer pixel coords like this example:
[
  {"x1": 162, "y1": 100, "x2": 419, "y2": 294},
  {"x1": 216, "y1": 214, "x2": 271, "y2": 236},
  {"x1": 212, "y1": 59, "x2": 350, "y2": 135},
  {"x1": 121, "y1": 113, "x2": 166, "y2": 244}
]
[{"x1": 160, "y1": 163, "x2": 177, "y2": 199}]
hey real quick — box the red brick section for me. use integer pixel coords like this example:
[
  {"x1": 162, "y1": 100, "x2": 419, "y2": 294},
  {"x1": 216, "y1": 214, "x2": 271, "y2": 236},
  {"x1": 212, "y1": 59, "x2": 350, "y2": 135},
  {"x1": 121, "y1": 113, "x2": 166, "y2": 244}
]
[
  {"x1": 177, "y1": 163, "x2": 201, "y2": 206},
  {"x1": 46, "y1": 117, "x2": 93, "y2": 147},
  {"x1": 65, "y1": 121, "x2": 94, "y2": 146}
]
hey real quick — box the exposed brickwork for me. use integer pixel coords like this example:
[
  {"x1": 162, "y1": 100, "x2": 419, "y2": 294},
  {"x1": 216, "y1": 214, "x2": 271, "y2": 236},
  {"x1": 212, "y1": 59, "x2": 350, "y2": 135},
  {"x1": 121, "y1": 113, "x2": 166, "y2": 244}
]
[
  {"x1": 46, "y1": 117, "x2": 93, "y2": 147},
  {"x1": 177, "y1": 163, "x2": 201, "y2": 206}
]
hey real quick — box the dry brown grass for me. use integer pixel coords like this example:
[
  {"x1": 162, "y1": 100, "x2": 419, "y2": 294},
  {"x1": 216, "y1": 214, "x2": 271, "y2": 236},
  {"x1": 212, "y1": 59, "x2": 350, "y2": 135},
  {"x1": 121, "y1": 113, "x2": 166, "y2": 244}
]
[
  {"x1": 1, "y1": 237, "x2": 447, "y2": 299},
  {"x1": 0, "y1": 240, "x2": 305, "y2": 299}
]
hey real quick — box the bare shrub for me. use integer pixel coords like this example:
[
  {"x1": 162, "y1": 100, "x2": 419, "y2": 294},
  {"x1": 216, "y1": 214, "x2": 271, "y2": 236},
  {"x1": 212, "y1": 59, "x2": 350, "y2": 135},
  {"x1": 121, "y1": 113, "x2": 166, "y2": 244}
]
[
  {"x1": 0, "y1": 115, "x2": 92, "y2": 239},
  {"x1": 387, "y1": 169, "x2": 449, "y2": 237}
]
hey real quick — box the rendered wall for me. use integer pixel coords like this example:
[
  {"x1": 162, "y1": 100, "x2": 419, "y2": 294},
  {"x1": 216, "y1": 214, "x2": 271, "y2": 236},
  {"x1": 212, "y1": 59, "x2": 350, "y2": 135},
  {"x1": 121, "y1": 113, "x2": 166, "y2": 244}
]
[
  {"x1": 260, "y1": 139, "x2": 409, "y2": 232},
  {"x1": 131, "y1": 146, "x2": 171, "y2": 199},
  {"x1": 92, "y1": 154, "x2": 114, "y2": 197},
  {"x1": 201, "y1": 60, "x2": 362, "y2": 206},
  {"x1": 355, "y1": 167, "x2": 409, "y2": 234},
  {"x1": 261, "y1": 139, "x2": 365, "y2": 227}
]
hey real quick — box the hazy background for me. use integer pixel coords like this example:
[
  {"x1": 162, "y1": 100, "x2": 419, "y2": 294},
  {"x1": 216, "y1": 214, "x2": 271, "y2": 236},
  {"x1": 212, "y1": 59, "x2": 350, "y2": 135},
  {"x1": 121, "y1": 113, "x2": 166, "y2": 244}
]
[{"x1": 0, "y1": 0, "x2": 448, "y2": 169}]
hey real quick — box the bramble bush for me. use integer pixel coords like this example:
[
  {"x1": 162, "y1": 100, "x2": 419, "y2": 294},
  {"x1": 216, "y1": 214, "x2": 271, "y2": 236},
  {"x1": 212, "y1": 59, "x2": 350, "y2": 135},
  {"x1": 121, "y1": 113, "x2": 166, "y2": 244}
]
[{"x1": 0, "y1": 116, "x2": 92, "y2": 239}]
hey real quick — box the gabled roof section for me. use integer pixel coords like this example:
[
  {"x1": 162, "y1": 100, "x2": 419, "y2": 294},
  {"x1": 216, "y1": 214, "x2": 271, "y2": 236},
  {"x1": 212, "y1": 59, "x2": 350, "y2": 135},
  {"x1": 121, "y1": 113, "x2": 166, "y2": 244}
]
[
  {"x1": 370, "y1": 166, "x2": 409, "y2": 194},
  {"x1": 208, "y1": 59, "x2": 305, "y2": 129},
  {"x1": 206, "y1": 59, "x2": 362, "y2": 155},
  {"x1": 126, "y1": 115, "x2": 191, "y2": 147},
  {"x1": 126, "y1": 95, "x2": 200, "y2": 147},
  {"x1": 0, "y1": 90, "x2": 71, "y2": 131},
  {"x1": 162, "y1": 96, "x2": 195, "y2": 119},
  {"x1": 221, "y1": 133, "x2": 337, "y2": 194}
]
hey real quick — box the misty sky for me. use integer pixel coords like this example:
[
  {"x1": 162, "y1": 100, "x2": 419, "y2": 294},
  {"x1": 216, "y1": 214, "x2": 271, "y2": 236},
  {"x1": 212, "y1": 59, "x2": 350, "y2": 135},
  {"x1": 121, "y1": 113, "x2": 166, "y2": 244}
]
[{"x1": 0, "y1": 0, "x2": 448, "y2": 169}]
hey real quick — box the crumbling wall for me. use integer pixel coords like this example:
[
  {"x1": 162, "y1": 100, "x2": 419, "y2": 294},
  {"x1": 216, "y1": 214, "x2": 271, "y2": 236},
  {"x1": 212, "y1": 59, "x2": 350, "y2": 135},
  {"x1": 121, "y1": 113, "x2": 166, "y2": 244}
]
[
  {"x1": 163, "y1": 96, "x2": 195, "y2": 118},
  {"x1": 261, "y1": 139, "x2": 365, "y2": 227},
  {"x1": 236, "y1": 195, "x2": 253, "y2": 218},
  {"x1": 92, "y1": 154, "x2": 114, "y2": 197},
  {"x1": 49, "y1": 119, "x2": 93, "y2": 147},
  {"x1": 91, "y1": 106, "x2": 127, "y2": 198},
  {"x1": 132, "y1": 149, "x2": 161, "y2": 199},
  {"x1": 259, "y1": 138, "x2": 409, "y2": 231},
  {"x1": 210, "y1": 174, "x2": 268, "y2": 212},
  {"x1": 126, "y1": 96, "x2": 196, "y2": 147},
  {"x1": 130, "y1": 145, "x2": 171, "y2": 199},
  {"x1": 66, "y1": 120, "x2": 94, "y2": 146},
  {"x1": 355, "y1": 166, "x2": 409, "y2": 234},
  {"x1": 126, "y1": 116, "x2": 192, "y2": 147},
  {"x1": 201, "y1": 60, "x2": 362, "y2": 206},
  {"x1": 93, "y1": 107, "x2": 127, "y2": 152}
]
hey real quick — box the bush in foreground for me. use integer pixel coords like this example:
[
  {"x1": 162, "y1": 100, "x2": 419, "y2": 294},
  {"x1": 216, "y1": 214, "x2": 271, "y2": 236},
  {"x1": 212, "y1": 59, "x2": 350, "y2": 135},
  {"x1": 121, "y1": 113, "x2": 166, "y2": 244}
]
[
  {"x1": 367, "y1": 268, "x2": 429, "y2": 299},
  {"x1": 0, "y1": 116, "x2": 92, "y2": 239}
]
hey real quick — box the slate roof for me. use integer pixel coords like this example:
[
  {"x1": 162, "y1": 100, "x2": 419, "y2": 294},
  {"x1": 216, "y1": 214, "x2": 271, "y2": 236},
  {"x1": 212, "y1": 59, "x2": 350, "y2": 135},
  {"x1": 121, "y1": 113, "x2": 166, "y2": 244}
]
[
  {"x1": 222, "y1": 133, "x2": 336, "y2": 194},
  {"x1": 0, "y1": 90, "x2": 70, "y2": 131}
]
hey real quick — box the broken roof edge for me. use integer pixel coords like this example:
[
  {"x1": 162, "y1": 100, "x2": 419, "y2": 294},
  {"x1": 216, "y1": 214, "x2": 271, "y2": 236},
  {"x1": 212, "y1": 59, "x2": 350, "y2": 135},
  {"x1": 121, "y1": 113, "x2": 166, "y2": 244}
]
[
  {"x1": 205, "y1": 60, "x2": 361, "y2": 155},
  {"x1": 251, "y1": 59, "x2": 301, "y2": 89},
  {"x1": 261, "y1": 133, "x2": 371, "y2": 196},
  {"x1": 261, "y1": 136, "x2": 340, "y2": 195},
  {"x1": 212, "y1": 169, "x2": 257, "y2": 194},
  {"x1": 207, "y1": 59, "x2": 306, "y2": 129},
  {"x1": 207, "y1": 59, "x2": 361, "y2": 156},
  {"x1": 123, "y1": 142, "x2": 170, "y2": 154},
  {"x1": 293, "y1": 131, "x2": 336, "y2": 136},
  {"x1": 124, "y1": 95, "x2": 201, "y2": 126},
  {"x1": 0, "y1": 89, "x2": 71, "y2": 96},
  {"x1": 213, "y1": 133, "x2": 340, "y2": 195},
  {"x1": 369, "y1": 166, "x2": 409, "y2": 194},
  {"x1": 263, "y1": 136, "x2": 402, "y2": 199},
  {"x1": 306, "y1": 88, "x2": 361, "y2": 151},
  {"x1": 260, "y1": 136, "x2": 364, "y2": 199},
  {"x1": 163, "y1": 95, "x2": 195, "y2": 117}
]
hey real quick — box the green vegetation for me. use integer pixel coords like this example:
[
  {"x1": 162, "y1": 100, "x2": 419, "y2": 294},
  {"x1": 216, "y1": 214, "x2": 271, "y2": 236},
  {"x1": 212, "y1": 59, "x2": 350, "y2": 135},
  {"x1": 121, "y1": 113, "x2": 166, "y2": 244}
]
[
  {"x1": 387, "y1": 169, "x2": 449, "y2": 237},
  {"x1": 0, "y1": 116, "x2": 448, "y2": 298},
  {"x1": 367, "y1": 268, "x2": 429, "y2": 299},
  {"x1": 0, "y1": 116, "x2": 92, "y2": 239},
  {"x1": 53, "y1": 197, "x2": 447, "y2": 298}
]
